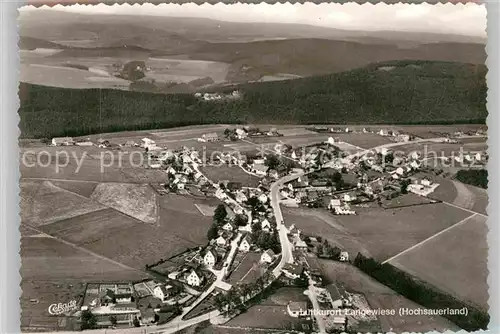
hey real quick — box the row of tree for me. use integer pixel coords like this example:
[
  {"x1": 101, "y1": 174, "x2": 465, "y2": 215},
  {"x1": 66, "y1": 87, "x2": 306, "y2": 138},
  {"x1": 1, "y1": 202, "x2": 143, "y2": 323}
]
[
  {"x1": 353, "y1": 253, "x2": 489, "y2": 331},
  {"x1": 455, "y1": 169, "x2": 488, "y2": 189},
  {"x1": 214, "y1": 271, "x2": 274, "y2": 314},
  {"x1": 315, "y1": 239, "x2": 342, "y2": 260}
]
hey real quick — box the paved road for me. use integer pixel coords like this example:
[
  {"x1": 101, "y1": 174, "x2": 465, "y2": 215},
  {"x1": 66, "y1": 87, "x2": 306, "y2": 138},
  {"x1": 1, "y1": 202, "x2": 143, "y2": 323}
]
[
  {"x1": 270, "y1": 172, "x2": 304, "y2": 277},
  {"x1": 306, "y1": 282, "x2": 327, "y2": 334}
]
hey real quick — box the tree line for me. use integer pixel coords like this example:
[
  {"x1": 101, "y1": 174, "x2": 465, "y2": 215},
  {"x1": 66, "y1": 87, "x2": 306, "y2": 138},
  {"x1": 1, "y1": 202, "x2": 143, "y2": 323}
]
[
  {"x1": 353, "y1": 253, "x2": 489, "y2": 331},
  {"x1": 454, "y1": 169, "x2": 488, "y2": 189},
  {"x1": 19, "y1": 60, "x2": 486, "y2": 139}
]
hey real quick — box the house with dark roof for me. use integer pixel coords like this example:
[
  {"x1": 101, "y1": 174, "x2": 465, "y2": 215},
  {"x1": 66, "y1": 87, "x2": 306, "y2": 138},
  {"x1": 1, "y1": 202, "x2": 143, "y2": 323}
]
[
  {"x1": 253, "y1": 163, "x2": 269, "y2": 176},
  {"x1": 260, "y1": 249, "x2": 276, "y2": 263},
  {"x1": 282, "y1": 263, "x2": 304, "y2": 279}
]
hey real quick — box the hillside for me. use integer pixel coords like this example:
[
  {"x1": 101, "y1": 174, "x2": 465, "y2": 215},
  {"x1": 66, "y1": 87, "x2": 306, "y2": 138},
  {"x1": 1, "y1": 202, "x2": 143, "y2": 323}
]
[
  {"x1": 19, "y1": 60, "x2": 487, "y2": 139},
  {"x1": 18, "y1": 10, "x2": 486, "y2": 85},
  {"x1": 18, "y1": 36, "x2": 65, "y2": 50}
]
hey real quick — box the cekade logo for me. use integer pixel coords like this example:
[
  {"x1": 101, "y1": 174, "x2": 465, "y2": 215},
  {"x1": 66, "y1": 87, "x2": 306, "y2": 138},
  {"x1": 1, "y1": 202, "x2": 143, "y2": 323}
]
[{"x1": 48, "y1": 300, "x2": 78, "y2": 315}]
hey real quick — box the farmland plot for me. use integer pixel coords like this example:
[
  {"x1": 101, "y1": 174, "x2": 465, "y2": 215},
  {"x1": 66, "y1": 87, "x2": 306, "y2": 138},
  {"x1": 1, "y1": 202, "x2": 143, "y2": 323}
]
[
  {"x1": 308, "y1": 259, "x2": 459, "y2": 333},
  {"x1": 50, "y1": 180, "x2": 97, "y2": 198},
  {"x1": 200, "y1": 165, "x2": 260, "y2": 187},
  {"x1": 40, "y1": 208, "x2": 143, "y2": 245},
  {"x1": 431, "y1": 179, "x2": 488, "y2": 215},
  {"x1": 225, "y1": 287, "x2": 312, "y2": 331},
  {"x1": 389, "y1": 214, "x2": 488, "y2": 310},
  {"x1": 20, "y1": 236, "x2": 146, "y2": 281},
  {"x1": 282, "y1": 207, "x2": 372, "y2": 258},
  {"x1": 91, "y1": 183, "x2": 158, "y2": 224},
  {"x1": 20, "y1": 180, "x2": 105, "y2": 226},
  {"x1": 332, "y1": 203, "x2": 473, "y2": 261},
  {"x1": 77, "y1": 196, "x2": 214, "y2": 268}
]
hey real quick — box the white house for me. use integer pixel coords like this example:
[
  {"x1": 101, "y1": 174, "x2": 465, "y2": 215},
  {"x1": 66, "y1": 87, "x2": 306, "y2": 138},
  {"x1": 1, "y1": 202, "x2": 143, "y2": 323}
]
[
  {"x1": 334, "y1": 207, "x2": 356, "y2": 215},
  {"x1": 282, "y1": 263, "x2": 304, "y2": 279},
  {"x1": 274, "y1": 143, "x2": 284, "y2": 154},
  {"x1": 141, "y1": 138, "x2": 157, "y2": 151},
  {"x1": 261, "y1": 219, "x2": 271, "y2": 231},
  {"x1": 327, "y1": 137, "x2": 336, "y2": 145},
  {"x1": 76, "y1": 141, "x2": 94, "y2": 147},
  {"x1": 258, "y1": 193, "x2": 268, "y2": 204},
  {"x1": 475, "y1": 152, "x2": 482, "y2": 161},
  {"x1": 235, "y1": 128, "x2": 247, "y2": 139},
  {"x1": 410, "y1": 160, "x2": 420, "y2": 169},
  {"x1": 343, "y1": 193, "x2": 357, "y2": 202},
  {"x1": 216, "y1": 235, "x2": 227, "y2": 246},
  {"x1": 222, "y1": 222, "x2": 234, "y2": 232},
  {"x1": 153, "y1": 284, "x2": 176, "y2": 302},
  {"x1": 378, "y1": 129, "x2": 389, "y2": 136},
  {"x1": 260, "y1": 249, "x2": 276, "y2": 264},
  {"x1": 167, "y1": 166, "x2": 177, "y2": 175},
  {"x1": 186, "y1": 270, "x2": 203, "y2": 287},
  {"x1": 291, "y1": 151, "x2": 298, "y2": 160},
  {"x1": 421, "y1": 179, "x2": 432, "y2": 187},
  {"x1": 215, "y1": 189, "x2": 227, "y2": 200},
  {"x1": 203, "y1": 249, "x2": 217, "y2": 267},
  {"x1": 328, "y1": 199, "x2": 341, "y2": 209},
  {"x1": 253, "y1": 164, "x2": 269, "y2": 176},
  {"x1": 294, "y1": 238, "x2": 308, "y2": 251},
  {"x1": 339, "y1": 251, "x2": 349, "y2": 262},
  {"x1": 395, "y1": 167, "x2": 405, "y2": 176},
  {"x1": 239, "y1": 236, "x2": 251, "y2": 252},
  {"x1": 51, "y1": 137, "x2": 74, "y2": 146},
  {"x1": 233, "y1": 192, "x2": 247, "y2": 204},
  {"x1": 410, "y1": 151, "x2": 420, "y2": 160},
  {"x1": 200, "y1": 132, "x2": 219, "y2": 142}
]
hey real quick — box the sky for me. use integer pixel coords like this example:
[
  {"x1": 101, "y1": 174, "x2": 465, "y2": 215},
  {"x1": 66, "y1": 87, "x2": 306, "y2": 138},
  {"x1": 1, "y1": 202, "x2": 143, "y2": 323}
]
[{"x1": 19, "y1": 2, "x2": 487, "y2": 37}]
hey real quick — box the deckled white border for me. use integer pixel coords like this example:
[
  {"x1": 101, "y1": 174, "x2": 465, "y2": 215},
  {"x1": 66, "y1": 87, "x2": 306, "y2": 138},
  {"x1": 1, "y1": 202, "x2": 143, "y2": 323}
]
[
  {"x1": 1, "y1": 1, "x2": 21, "y2": 333},
  {"x1": 0, "y1": 1, "x2": 498, "y2": 333}
]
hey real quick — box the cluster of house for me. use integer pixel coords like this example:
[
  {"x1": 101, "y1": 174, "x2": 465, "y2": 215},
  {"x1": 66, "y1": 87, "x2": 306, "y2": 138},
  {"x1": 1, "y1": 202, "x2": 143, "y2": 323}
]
[
  {"x1": 375, "y1": 128, "x2": 413, "y2": 142},
  {"x1": 279, "y1": 174, "x2": 357, "y2": 211},
  {"x1": 197, "y1": 132, "x2": 219, "y2": 142},
  {"x1": 282, "y1": 264, "x2": 352, "y2": 332},
  {"x1": 51, "y1": 136, "x2": 111, "y2": 148},
  {"x1": 194, "y1": 90, "x2": 241, "y2": 101}
]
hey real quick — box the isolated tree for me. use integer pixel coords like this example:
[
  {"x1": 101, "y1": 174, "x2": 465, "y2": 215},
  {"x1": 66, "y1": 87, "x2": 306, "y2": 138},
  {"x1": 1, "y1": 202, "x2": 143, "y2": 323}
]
[
  {"x1": 109, "y1": 315, "x2": 117, "y2": 326},
  {"x1": 315, "y1": 244, "x2": 324, "y2": 257},
  {"x1": 207, "y1": 224, "x2": 218, "y2": 240},
  {"x1": 133, "y1": 316, "x2": 140, "y2": 327},
  {"x1": 224, "y1": 128, "x2": 231, "y2": 138},
  {"x1": 234, "y1": 214, "x2": 247, "y2": 226},
  {"x1": 214, "y1": 293, "x2": 228, "y2": 312},
  {"x1": 385, "y1": 152, "x2": 394, "y2": 164},
  {"x1": 400, "y1": 179, "x2": 411, "y2": 194},
  {"x1": 80, "y1": 310, "x2": 97, "y2": 330},
  {"x1": 265, "y1": 154, "x2": 280, "y2": 170},
  {"x1": 213, "y1": 204, "x2": 227, "y2": 223}
]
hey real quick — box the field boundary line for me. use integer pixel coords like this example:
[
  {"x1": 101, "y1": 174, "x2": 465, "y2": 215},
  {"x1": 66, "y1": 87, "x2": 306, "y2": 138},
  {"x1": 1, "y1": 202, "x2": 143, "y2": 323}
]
[
  {"x1": 382, "y1": 213, "x2": 477, "y2": 264},
  {"x1": 239, "y1": 263, "x2": 257, "y2": 283},
  {"x1": 21, "y1": 177, "x2": 144, "y2": 185},
  {"x1": 442, "y1": 200, "x2": 487, "y2": 218},
  {"x1": 22, "y1": 224, "x2": 148, "y2": 274}
]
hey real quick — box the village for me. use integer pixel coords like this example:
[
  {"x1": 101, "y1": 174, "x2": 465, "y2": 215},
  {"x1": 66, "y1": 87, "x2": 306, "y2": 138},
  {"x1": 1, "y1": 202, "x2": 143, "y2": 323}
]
[{"x1": 45, "y1": 124, "x2": 488, "y2": 333}]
